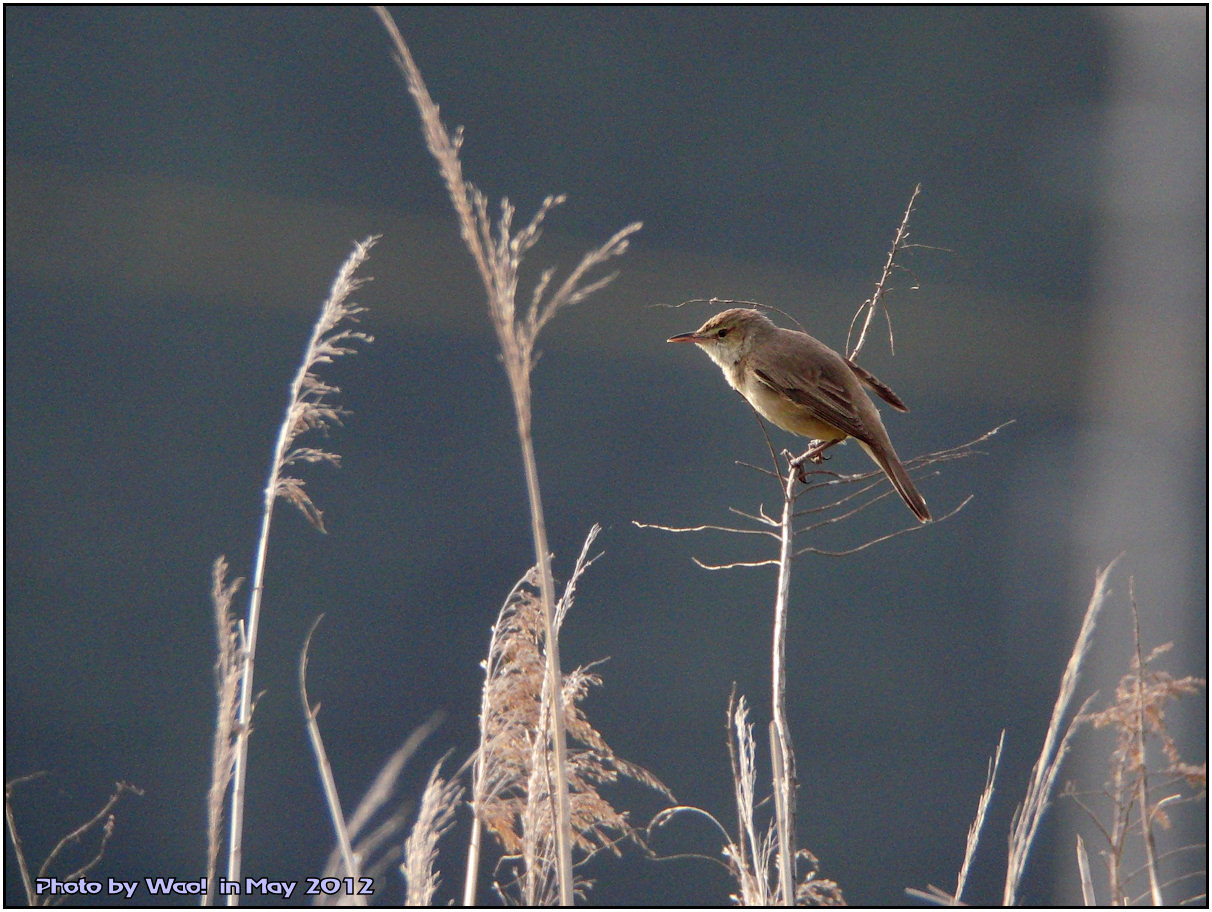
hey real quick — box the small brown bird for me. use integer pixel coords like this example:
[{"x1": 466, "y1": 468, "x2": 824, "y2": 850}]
[{"x1": 668, "y1": 308, "x2": 931, "y2": 522}]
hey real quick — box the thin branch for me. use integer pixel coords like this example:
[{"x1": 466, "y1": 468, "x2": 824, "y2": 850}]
[
  {"x1": 693, "y1": 556, "x2": 782, "y2": 571},
  {"x1": 633, "y1": 519, "x2": 778, "y2": 538},
  {"x1": 14, "y1": 779, "x2": 144, "y2": 906},
  {"x1": 848, "y1": 183, "x2": 921, "y2": 360},
  {"x1": 4, "y1": 772, "x2": 47, "y2": 905},
  {"x1": 797, "y1": 496, "x2": 973, "y2": 557}
]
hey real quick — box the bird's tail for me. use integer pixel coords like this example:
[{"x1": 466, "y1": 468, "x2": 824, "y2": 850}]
[{"x1": 856, "y1": 438, "x2": 932, "y2": 523}]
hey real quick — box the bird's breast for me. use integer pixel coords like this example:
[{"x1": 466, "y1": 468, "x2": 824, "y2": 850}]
[{"x1": 735, "y1": 368, "x2": 846, "y2": 441}]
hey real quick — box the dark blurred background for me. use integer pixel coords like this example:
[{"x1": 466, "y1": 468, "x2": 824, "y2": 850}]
[{"x1": 5, "y1": 6, "x2": 1206, "y2": 907}]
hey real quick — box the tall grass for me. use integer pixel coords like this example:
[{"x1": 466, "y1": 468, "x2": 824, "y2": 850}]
[
  {"x1": 208, "y1": 236, "x2": 377, "y2": 905},
  {"x1": 371, "y1": 7, "x2": 641, "y2": 905},
  {"x1": 10, "y1": 14, "x2": 1204, "y2": 911}
]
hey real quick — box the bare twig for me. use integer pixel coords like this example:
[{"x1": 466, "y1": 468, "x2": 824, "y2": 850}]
[
  {"x1": 847, "y1": 183, "x2": 921, "y2": 360},
  {"x1": 5, "y1": 777, "x2": 143, "y2": 906},
  {"x1": 796, "y1": 495, "x2": 973, "y2": 557},
  {"x1": 632, "y1": 519, "x2": 778, "y2": 540},
  {"x1": 5, "y1": 772, "x2": 48, "y2": 905},
  {"x1": 634, "y1": 421, "x2": 1006, "y2": 568}
]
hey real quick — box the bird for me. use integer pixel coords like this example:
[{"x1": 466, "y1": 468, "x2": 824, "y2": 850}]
[{"x1": 668, "y1": 307, "x2": 931, "y2": 522}]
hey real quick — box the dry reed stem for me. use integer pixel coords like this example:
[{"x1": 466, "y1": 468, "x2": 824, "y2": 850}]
[
  {"x1": 315, "y1": 717, "x2": 444, "y2": 906},
  {"x1": 373, "y1": 9, "x2": 641, "y2": 904},
  {"x1": 1076, "y1": 833, "x2": 1096, "y2": 905},
  {"x1": 225, "y1": 237, "x2": 376, "y2": 901},
  {"x1": 770, "y1": 470, "x2": 797, "y2": 906},
  {"x1": 1003, "y1": 556, "x2": 1121, "y2": 904},
  {"x1": 1068, "y1": 584, "x2": 1207, "y2": 905},
  {"x1": 299, "y1": 616, "x2": 361, "y2": 892},
  {"x1": 205, "y1": 557, "x2": 243, "y2": 906}
]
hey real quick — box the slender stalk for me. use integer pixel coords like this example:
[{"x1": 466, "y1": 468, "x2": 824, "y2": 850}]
[
  {"x1": 373, "y1": 14, "x2": 639, "y2": 901},
  {"x1": 223, "y1": 239, "x2": 375, "y2": 902},
  {"x1": 463, "y1": 573, "x2": 527, "y2": 906},
  {"x1": 1130, "y1": 593, "x2": 1164, "y2": 906},
  {"x1": 770, "y1": 467, "x2": 797, "y2": 906},
  {"x1": 1003, "y1": 556, "x2": 1120, "y2": 904},
  {"x1": 462, "y1": 814, "x2": 483, "y2": 907},
  {"x1": 847, "y1": 183, "x2": 920, "y2": 361},
  {"x1": 515, "y1": 420, "x2": 575, "y2": 905},
  {"x1": 225, "y1": 402, "x2": 292, "y2": 901},
  {"x1": 299, "y1": 616, "x2": 360, "y2": 885},
  {"x1": 4, "y1": 773, "x2": 42, "y2": 905}
]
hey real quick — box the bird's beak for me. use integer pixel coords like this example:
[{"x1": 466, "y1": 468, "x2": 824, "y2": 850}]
[{"x1": 667, "y1": 331, "x2": 703, "y2": 344}]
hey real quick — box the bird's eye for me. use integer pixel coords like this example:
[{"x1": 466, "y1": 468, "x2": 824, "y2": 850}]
[{"x1": 716, "y1": 328, "x2": 729, "y2": 338}]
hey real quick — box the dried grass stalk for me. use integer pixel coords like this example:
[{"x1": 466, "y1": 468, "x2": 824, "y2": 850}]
[{"x1": 224, "y1": 236, "x2": 376, "y2": 894}]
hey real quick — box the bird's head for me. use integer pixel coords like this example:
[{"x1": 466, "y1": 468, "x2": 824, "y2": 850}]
[{"x1": 667, "y1": 308, "x2": 775, "y2": 368}]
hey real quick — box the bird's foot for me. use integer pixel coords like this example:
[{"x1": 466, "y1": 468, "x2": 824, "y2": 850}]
[
  {"x1": 801, "y1": 439, "x2": 837, "y2": 464},
  {"x1": 788, "y1": 439, "x2": 839, "y2": 482}
]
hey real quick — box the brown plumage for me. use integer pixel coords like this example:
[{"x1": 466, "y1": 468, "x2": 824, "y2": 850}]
[{"x1": 669, "y1": 308, "x2": 931, "y2": 522}]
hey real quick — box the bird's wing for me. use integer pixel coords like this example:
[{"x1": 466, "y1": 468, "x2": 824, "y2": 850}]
[
  {"x1": 752, "y1": 346, "x2": 872, "y2": 441},
  {"x1": 845, "y1": 359, "x2": 909, "y2": 412}
]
